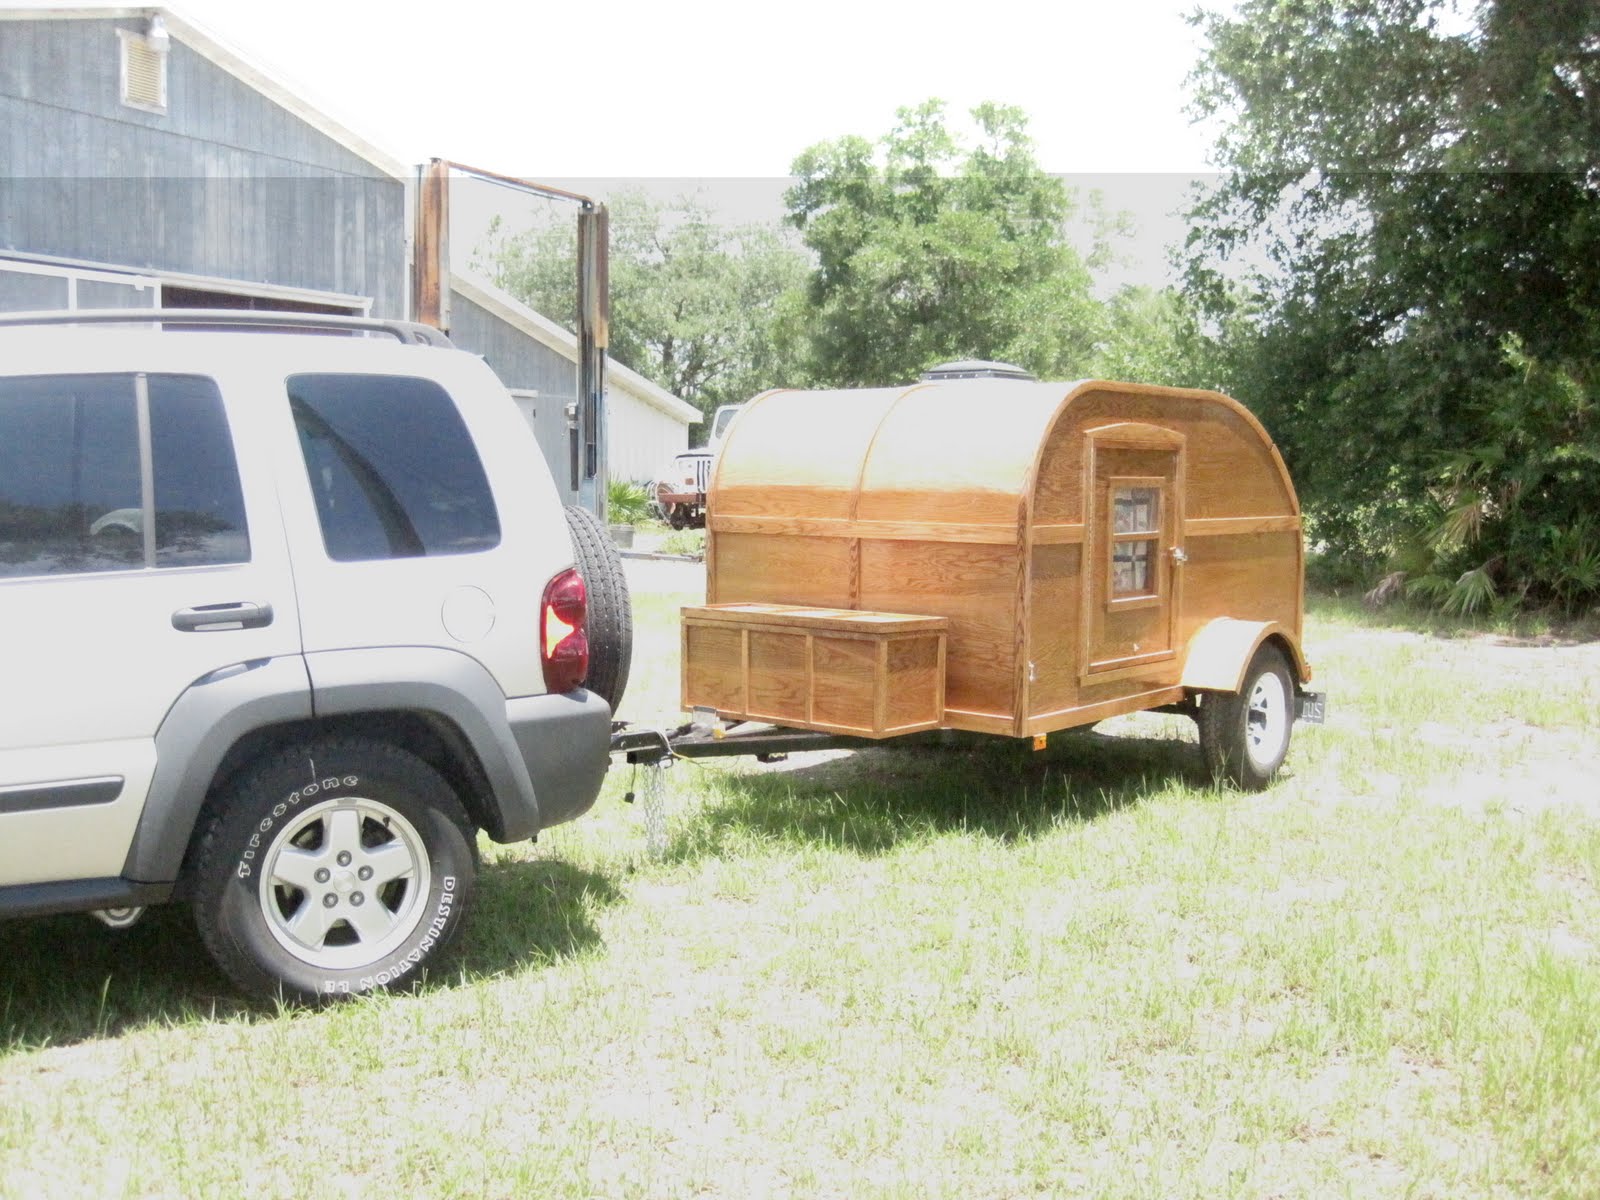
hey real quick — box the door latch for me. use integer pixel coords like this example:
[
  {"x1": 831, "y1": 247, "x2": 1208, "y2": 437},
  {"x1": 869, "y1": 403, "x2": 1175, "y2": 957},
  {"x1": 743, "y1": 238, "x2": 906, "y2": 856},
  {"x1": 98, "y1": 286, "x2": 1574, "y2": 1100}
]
[{"x1": 1169, "y1": 546, "x2": 1188, "y2": 566}]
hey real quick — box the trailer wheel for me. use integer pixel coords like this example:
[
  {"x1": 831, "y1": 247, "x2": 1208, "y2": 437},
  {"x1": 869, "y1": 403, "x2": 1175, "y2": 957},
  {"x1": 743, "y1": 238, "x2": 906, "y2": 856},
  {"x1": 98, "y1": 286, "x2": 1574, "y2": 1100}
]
[
  {"x1": 1197, "y1": 645, "x2": 1293, "y2": 790},
  {"x1": 564, "y1": 505, "x2": 632, "y2": 712}
]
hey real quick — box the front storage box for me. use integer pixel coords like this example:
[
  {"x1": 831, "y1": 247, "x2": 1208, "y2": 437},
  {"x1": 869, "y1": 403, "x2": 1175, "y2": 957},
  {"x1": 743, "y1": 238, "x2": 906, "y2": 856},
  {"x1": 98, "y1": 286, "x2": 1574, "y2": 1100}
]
[{"x1": 682, "y1": 603, "x2": 947, "y2": 738}]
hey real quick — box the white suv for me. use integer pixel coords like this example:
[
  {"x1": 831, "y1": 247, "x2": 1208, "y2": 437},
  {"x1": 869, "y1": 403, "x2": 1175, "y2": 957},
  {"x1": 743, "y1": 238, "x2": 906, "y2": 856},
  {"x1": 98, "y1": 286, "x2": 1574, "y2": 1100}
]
[{"x1": 0, "y1": 311, "x2": 629, "y2": 1000}]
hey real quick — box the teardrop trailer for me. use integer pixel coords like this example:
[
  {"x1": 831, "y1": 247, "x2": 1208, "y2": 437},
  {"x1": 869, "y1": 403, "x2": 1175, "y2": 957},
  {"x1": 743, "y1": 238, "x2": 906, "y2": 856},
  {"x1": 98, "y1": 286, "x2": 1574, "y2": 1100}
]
[{"x1": 613, "y1": 363, "x2": 1326, "y2": 788}]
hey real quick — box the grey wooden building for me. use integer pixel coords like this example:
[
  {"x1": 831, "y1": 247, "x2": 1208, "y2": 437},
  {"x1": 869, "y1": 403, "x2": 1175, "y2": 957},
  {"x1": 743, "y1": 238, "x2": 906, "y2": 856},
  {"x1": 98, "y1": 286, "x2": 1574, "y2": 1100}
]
[{"x1": 0, "y1": 5, "x2": 697, "y2": 496}]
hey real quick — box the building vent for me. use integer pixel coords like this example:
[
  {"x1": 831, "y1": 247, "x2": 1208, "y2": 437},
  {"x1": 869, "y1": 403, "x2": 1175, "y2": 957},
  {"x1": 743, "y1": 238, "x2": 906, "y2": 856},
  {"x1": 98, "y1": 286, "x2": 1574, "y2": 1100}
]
[{"x1": 118, "y1": 26, "x2": 169, "y2": 114}]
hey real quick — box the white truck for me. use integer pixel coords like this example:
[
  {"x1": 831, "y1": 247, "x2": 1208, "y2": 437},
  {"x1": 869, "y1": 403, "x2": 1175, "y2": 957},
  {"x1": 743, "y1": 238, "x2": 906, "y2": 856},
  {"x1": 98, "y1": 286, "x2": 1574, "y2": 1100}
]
[{"x1": 649, "y1": 403, "x2": 744, "y2": 529}]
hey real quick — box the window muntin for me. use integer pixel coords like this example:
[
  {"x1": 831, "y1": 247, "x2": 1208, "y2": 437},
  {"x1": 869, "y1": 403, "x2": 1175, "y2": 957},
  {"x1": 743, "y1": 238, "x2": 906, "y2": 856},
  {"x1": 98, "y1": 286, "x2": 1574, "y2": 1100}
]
[
  {"x1": 1108, "y1": 481, "x2": 1163, "y2": 601},
  {"x1": 288, "y1": 374, "x2": 500, "y2": 562},
  {"x1": 0, "y1": 374, "x2": 247, "y2": 578}
]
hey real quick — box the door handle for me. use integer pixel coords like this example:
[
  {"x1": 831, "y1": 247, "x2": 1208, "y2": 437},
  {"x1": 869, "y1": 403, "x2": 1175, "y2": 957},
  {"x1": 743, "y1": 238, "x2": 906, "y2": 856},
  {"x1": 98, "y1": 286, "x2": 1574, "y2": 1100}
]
[
  {"x1": 1169, "y1": 546, "x2": 1188, "y2": 566},
  {"x1": 172, "y1": 602, "x2": 274, "y2": 632}
]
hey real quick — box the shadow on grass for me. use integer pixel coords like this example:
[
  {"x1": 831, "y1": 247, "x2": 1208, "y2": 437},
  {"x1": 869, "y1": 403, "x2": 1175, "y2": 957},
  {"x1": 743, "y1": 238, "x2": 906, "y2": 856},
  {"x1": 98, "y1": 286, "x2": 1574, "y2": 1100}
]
[
  {"x1": 665, "y1": 728, "x2": 1208, "y2": 861},
  {"x1": 0, "y1": 859, "x2": 619, "y2": 1053}
]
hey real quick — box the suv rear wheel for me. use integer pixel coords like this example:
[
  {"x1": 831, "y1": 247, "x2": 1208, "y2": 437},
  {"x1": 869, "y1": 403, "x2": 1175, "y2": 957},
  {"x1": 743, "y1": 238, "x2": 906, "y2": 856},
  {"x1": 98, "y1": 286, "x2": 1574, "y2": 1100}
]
[{"x1": 191, "y1": 738, "x2": 477, "y2": 1001}]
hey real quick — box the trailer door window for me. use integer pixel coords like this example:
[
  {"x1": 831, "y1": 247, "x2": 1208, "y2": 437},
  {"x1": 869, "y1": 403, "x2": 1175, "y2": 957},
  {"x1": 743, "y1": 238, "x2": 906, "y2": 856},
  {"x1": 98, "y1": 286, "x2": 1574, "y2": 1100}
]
[{"x1": 1109, "y1": 481, "x2": 1161, "y2": 600}]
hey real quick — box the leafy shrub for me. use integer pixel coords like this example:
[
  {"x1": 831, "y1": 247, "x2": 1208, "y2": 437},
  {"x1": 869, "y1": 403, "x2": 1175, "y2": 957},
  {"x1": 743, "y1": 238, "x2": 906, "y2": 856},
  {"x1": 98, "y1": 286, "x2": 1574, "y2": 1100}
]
[{"x1": 606, "y1": 479, "x2": 654, "y2": 526}]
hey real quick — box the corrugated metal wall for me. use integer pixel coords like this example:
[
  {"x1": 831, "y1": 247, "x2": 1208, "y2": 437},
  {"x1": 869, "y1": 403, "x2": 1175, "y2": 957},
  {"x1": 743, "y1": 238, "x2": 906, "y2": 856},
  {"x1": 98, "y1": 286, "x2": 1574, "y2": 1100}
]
[
  {"x1": 450, "y1": 292, "x2": 579, "y2": 498},
  {"x1": 607, "y1": 390, "x2": 696, "y2": 485},
  {"x1": 0, "y1": 17, "x2": 404, "y2": 315}
]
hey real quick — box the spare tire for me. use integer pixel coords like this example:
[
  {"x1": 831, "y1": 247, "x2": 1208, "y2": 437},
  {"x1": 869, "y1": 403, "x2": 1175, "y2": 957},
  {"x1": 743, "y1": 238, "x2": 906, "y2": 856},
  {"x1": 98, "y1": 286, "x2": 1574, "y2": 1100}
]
[{"x1": 564, "y1": 505, "x2": 632, "y2": 713}]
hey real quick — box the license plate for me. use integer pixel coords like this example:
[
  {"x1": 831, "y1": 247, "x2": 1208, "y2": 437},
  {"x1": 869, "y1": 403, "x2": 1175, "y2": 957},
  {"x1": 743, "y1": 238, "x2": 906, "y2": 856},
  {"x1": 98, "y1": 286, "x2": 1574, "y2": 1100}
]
[{"x1": 1296, "y1": 691, "x2": 1327, "y2": 724}]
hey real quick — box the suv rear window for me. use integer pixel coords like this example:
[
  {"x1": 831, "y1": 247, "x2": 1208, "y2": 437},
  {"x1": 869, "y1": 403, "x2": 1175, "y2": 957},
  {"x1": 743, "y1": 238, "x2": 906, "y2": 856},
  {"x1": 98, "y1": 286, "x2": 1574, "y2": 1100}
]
[
  {"x1": 288, "y1": 374, "x2": 501, "y2": 562},
  {"x1": 0, "y1": 373, "x2": 249, "y2": 578}
]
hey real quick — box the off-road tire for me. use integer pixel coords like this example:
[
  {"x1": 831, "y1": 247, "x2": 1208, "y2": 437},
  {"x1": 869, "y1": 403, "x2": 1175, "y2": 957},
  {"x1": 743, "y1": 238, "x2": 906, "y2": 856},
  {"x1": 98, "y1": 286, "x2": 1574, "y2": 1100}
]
[
  {"x1": 1197, "y1": 645, "x2": 1294, "y2": 791},
  {"x1": 565, "y1": 504, "x2": 633, "y2": 712},
  {"x1": 190, "y1": 738, "x2": 478, "y2": 1002}
]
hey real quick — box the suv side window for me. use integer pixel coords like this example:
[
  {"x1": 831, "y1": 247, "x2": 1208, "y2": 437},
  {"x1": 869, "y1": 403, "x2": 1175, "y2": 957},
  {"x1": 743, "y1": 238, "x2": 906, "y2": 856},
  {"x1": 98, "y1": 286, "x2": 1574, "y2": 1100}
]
[
  {"x1": 149, "y1": 374, "x2": 252, "y2": 568},
  {"x1": 0, "y1": 373, "x2": 248, "y2": 578},
  {"x1": 288, "y1": 374, "x2": 501, "y2": 562}
]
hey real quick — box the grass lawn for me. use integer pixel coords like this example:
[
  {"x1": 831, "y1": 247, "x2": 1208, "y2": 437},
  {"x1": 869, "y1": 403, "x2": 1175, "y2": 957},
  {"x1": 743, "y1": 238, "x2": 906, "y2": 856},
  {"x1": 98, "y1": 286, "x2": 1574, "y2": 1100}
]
[{"x1": 2, "y1": 579, "x2": 1598, "y2": 1199}]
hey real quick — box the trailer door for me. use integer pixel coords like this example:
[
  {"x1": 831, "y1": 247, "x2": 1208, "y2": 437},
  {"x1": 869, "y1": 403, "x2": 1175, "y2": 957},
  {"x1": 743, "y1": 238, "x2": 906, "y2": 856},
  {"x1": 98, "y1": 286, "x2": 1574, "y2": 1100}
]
[{"x1": 1080, "y1": 423, "x2": 1186, "y2": 680}]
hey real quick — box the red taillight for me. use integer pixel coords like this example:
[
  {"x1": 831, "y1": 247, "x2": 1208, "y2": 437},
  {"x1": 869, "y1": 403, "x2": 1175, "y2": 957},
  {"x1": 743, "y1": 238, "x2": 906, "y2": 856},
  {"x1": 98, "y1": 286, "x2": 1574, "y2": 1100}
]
[{"x1": 541, "y1": 568, "x2": 589, "y2": 693}]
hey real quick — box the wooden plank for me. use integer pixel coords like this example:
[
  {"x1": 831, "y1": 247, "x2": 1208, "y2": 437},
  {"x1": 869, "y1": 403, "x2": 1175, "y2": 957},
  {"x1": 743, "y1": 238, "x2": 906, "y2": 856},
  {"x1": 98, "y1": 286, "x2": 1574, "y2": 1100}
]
[
  {"x1": 711, "y1": 533, "x2": 854, "y2": 610},
  {"x1": 810, "y1": 636, "x2": 878, "y2": 732},
  {"x1": 1032, "y1": 523, "x2": 1085, "y2": 544},
  {"x1": 1012, "y1": 484, "x2": 1034, "y2": 737},
  {"x1": 885, "y1": 637, "x2": 941, "y2": 729},
  {"x1": 746, "y1": 630, "x2": 809, "y2": 724},
  {"x1": 709, "y1": 513, "x2": 1024, "y2": 545},
  {"x1": 941, "y1": 709, "x2": 1020, "y2": 736},
  {"x1": 1185, "y1": 515, "x2": 1301, "y2": 537},
  {"x1": 1025, "y1": 686, "x2": 1189, "y2": 735},
  {"x1": 681, "y1": 623, "x2": 743, "y2": 714},
  {"x1": 684, "y1": 603, "x2": 948, "y2": 636},
  {"x1": 1022, "y1": 543, "x2": 1081, "y2": 718}
]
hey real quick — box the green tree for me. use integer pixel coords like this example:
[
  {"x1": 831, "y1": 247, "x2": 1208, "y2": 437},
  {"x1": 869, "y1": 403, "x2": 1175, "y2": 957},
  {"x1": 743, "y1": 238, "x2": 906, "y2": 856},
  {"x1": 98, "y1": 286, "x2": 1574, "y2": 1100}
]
[
  {"x1": 1090, "y1": 286, "x2": 1227, "y2": 389},
  {"x1": 481, "y1": 190, "x2": 809, "y2": 440},
  {"x1": 784, "y1": 100, "x2": 1108, "y2": 387},
  {"x1": 1187, "y1": 0, "x2": 1600, "y2": 612}
]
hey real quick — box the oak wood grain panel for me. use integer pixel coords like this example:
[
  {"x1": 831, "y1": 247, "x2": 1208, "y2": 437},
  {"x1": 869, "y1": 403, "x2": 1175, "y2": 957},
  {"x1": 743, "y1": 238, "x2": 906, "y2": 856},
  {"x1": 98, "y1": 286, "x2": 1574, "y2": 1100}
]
[
  {"x1": 746, "y1": 630, "x2": 809, "y2": 724},
  {"x1": 682, "y1": 624, "x2": 744, "y2": 714},
  {"x1": 852, "y1": 487, "x2": 1025, "y2": 527},
  {"x1": 858, "y1": 539, "x2": 1017, "y2": 717},
  {"x1": 1068, "y1": 390, "x2": 1296, "y2": 520},
  {"x1": 1175, "y1": 531, "x2": 1302, "y2": 651},
  {"x1": 1023, "y1": 543, "x2": 1082, "y2": 717},
  {"x1": 710, "y1": 533, "x2": 854, "y2": 609},
  {"x1": 811, "y1": 636, "x2": 879, "y2": 731},
  {"x1": 885, "y1": 636, "x2": 943, "y2": 729}
]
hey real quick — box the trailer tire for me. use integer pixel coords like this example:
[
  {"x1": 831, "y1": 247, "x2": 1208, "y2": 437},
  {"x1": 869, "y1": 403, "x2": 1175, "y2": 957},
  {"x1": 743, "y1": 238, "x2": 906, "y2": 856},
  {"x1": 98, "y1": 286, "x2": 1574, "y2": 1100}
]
[
  {"x1": 1197, "y1": 645, "x2": 1293, "y2": 790},
  {"x1": 565, "y1": 504, "x2": 632, "y2": 713}
]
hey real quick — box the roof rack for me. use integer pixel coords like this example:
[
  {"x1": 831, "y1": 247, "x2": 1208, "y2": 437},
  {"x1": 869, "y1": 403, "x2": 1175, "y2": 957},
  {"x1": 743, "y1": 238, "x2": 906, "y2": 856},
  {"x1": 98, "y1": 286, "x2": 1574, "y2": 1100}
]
[{"x1": 0, "y1": 309, "x2": 454, "y2": 347}]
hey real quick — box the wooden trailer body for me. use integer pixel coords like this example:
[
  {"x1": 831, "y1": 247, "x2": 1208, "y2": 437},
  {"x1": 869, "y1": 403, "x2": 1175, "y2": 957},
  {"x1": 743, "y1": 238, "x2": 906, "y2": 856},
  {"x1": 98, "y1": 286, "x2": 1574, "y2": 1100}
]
[{"x1": 683, "y1": 377, "x2": 1309, "y2": 742}]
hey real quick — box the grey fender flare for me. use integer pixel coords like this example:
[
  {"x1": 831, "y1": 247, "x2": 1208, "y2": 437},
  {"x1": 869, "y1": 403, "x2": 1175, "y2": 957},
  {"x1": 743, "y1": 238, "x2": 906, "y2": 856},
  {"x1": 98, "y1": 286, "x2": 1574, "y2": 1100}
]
[
  {"x1": 301, "y1": 646, "x2": 549, "y2": 843},
  {"x1": 124, "y1": 648, "x2": 591, "y2": 885},
  {"x1": 123, "y1": 655, "x2": 313, "y2": 883}
]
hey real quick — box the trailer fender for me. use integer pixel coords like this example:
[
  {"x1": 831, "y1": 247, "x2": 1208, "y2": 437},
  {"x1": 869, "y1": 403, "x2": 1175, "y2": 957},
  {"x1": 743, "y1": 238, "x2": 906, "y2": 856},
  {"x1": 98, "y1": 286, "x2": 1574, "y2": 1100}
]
[{"x1": 1181, "y1": 619, "x2": 1310, "y2": 693}]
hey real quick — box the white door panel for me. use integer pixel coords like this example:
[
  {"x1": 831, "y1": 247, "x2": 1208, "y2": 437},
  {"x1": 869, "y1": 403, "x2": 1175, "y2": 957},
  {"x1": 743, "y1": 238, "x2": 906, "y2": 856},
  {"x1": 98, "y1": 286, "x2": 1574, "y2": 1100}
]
[
  {"x1": 0, "y1": 369, "x2": 301, "y2": 887},
  {"x1": 0, "y1": 742, "x2": 155, "y2": 884}
]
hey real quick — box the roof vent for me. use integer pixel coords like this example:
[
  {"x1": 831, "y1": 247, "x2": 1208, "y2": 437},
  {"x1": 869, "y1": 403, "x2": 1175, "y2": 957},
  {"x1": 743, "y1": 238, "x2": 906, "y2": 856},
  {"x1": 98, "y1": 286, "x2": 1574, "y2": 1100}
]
[{"x1": 919, "y1": 360, "x2": 1037, "y2": 382}]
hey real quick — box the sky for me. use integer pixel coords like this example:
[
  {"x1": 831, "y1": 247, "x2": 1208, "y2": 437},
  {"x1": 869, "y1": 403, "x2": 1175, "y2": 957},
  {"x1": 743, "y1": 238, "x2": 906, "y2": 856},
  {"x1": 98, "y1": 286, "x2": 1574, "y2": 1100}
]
[{"x1": 169, "y1": 0, "x2": 1227, "y2": 288}]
